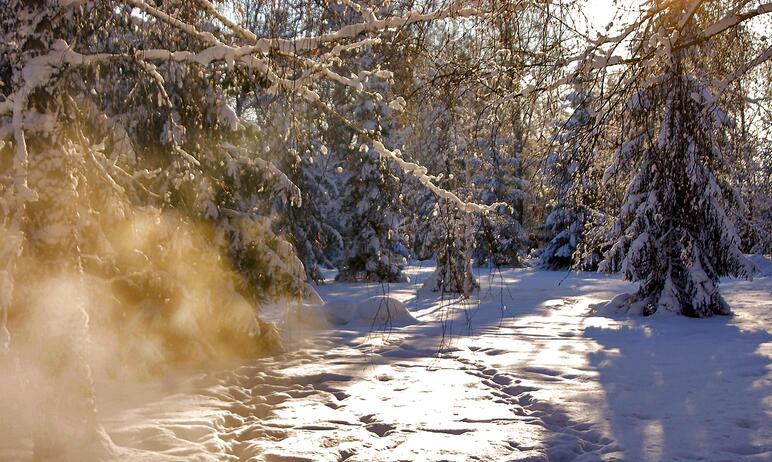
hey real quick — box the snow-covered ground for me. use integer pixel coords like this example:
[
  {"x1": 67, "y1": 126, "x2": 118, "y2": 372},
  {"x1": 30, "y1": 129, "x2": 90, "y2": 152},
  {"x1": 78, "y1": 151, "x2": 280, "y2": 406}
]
[{"x1": 2, "y1": 261, "x2": 771, "y2": 461}]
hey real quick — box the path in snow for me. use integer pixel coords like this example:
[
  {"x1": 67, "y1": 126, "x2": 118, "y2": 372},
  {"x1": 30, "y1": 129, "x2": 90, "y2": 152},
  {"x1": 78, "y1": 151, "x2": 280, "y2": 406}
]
[{"x1": 1, "y1": 263, "x2": 770, "y2": 461}]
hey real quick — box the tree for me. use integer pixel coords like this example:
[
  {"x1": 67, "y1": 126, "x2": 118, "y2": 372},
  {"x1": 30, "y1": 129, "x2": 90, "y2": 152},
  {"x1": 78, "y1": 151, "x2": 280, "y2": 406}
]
[
  {"x1": 336, "y1": 46, "x2": 408, "y2": 283},
  {"x1": 599, "y1": 1, "x2": 757, "y2": 317},
  {"x1": 336, "y1": 138, "x2": 407, "y2": 282},
  {"x1": 420, "y1": 201, "x2": 479, "y2": 296},
  {"x1": 472, "y1": 124, "x2": 527, "y2": 267},
  {"x1": 540, "y1": 78, "x2": 603, "y2": 270},
  {"x1": 285, "y1": 138, "x2": 345, "y2": 283}
]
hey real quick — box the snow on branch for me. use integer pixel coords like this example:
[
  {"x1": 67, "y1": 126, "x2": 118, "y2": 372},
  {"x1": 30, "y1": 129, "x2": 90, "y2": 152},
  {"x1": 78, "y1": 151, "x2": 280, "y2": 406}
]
[
  {"x1": 125, "y1": 0, "x2": 485, "y2": 98},
  {"x1": 371, "y1": 141, "x2": 503, "y2": 214},
  {"x1": 1, "y1": 0, "x2": 497, "y2": 216},
  {"x1": 126, "y1": 0, "x2": 483, "y2": 55},
  {"x1": 700, "y1": 3, "x2": 772, "y2": 39},
  {"x1": 223, "y1": 143, "x2": 302, "y2": 206},
  {"x1": 716, "y1": 44, "x2": 772, "y2": 96},
  {"x1": 309, "y1": 97, "x2": 503, "y2": 214},
  {"x1": 193, "y1": 0, "x2": 257, "y2": 42},
  {"x1": 524, "y1": 1, "x2": 772, "y2": 99}
]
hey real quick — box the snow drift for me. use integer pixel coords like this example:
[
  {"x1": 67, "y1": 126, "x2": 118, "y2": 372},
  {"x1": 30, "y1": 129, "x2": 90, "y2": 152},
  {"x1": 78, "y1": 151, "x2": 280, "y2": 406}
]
[
  {"x1": 352, "y1": 296, "x2": 417, "y2": 327},
  {"x1": 321, "y1": 296, "x2": 418, "y2": 328}
]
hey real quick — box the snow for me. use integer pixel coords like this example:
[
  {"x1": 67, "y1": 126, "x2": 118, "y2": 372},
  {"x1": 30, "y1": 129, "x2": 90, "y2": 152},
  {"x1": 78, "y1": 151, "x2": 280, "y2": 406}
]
[
  {"x1": 370, "y1": 141, "x2": 503, "y2": 214},
  {"x1": 749, "y1": 254, "x2": 772, "y2": 277},
  {"x1": 350, "y1": 296, "x2": 417, "y2": 327},
  {"x1": 320, "y1": 296, "x2": 417, "y2": 328},
  {"x1": 3, "y1": 0, "x2": 770, "y2": 458},
  {"x1": 3, "y1": 261, "x2": 769, "y2": 461}
]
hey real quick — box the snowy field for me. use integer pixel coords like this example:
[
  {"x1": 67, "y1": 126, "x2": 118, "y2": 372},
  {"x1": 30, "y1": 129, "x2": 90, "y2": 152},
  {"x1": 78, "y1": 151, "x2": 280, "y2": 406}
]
[{"x1": 3, "y1": 261, "x2": 771, "y2": 462}]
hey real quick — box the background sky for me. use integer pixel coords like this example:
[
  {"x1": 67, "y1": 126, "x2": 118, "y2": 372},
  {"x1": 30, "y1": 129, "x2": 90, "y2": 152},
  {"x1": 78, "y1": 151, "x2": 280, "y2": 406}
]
[{"x1": 582, "y1": 0, "x2": 637, "y2": 36}]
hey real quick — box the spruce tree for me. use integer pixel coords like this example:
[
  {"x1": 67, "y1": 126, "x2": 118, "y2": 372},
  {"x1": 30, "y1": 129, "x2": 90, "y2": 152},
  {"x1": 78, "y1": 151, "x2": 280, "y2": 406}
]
[
  {"x1": 540, "y1": 79, "x2": 602, "y2": 270},
  {"x1": 600, "y1": 4, "x2": 755, "y2": 316},
  {"x1": 472, "y1": 124, "x2": 527, "y2": 267},
  {"x1": 336, "y1": 49, "x2": 407, "y2": 283},
  {"x1": 421, "y1": 201, "x2": 479, "y2": 296},
  {"x1": 284, "y1": 133, "x2": 344, "y2": 283},
  {"x1": 336, "y1": 141, "x2": 407, "y2": 282}
]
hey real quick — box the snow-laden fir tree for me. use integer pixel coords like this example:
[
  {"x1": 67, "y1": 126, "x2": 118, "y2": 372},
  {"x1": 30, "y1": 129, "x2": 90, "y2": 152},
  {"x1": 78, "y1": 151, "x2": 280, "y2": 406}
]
[
  {"x1": 284, "y1": 132, "x2": 345, "y2": 283},
  {"x1": 424, "y1": 113, "x2": 479, "y2": 294},
  {"x1": 398, "y1": 87, "x2": 455, "y2": 261},
  {"x1": 468, "y1": 2, "x2": 560, "y2": 268},
  {"x1": 731, "y1": 75, "x2": 772, "y2": 255},
  {"x1": 742, "y1": 143, "x2": 772, "y2": 254},
  {"x1": 599, "y1": 4, "x2": 755, "y2": 317},
  {"x1": 236, "y1": 93, "x2": 344, "y2": 284},
  {"x1": 0, "y1": 2, "x2": 110, "y2": 456},
  {"x1": 0, "y1": 0, "x2": 437, "y2": 456},
  {"x1": 397, "y1": 85, "x2": 480, "y2": 293},
  {"x1": 336, "y1": 141, "x2": 407, "y2": 282},
  {"x1": 336, "y1": 49, "x2": 407, "y2": 283},
  {"x1": 735, "y1": 133, "x2": 772, "y2": 255},
  {"x1": 401, "y1": 176, "x2": 437, "y2": 260},
  {"x1": 540, "y1": 78, "x2": 603, "y2": 270},
  {"x1": 472, "y1": 123, "x2": 526, "y2": 267}
]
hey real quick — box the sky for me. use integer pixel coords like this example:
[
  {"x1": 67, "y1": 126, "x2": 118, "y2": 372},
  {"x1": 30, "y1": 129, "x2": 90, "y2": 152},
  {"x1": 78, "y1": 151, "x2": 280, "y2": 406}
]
[
  {"x1": 582, "y1": 0, "x2": 770, "y2": 35},
  {"x1": 581, "y1": 0, "x2": 639, "y2": 36},
  {"x1": 585, "y1": 0, "x2": 623, "y2": 30}
]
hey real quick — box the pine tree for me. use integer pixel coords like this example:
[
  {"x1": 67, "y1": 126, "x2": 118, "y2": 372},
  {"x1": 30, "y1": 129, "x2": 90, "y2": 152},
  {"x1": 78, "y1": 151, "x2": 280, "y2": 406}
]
[
  {"x1": 472, "y1": 124, "x2": 527, "y2": 267},
  {"x1": 336, "y1": 49, "x2": 407, "y2": 283},
  {"x1": 599, "y1": 4, "x2": 755, "y2": 317},
  {"x1": 540, "y1": 79, "x2": 603, "y2": 270}
]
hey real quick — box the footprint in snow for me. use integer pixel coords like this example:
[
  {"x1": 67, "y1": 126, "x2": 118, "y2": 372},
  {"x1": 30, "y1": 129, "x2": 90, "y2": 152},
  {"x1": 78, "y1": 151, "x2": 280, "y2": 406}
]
[
  {"x1": 420, "y1": 427, "x2": 474, "y2": 435},
  {"x1": 453, "y1": 356, "x2": 616, "y2": 460},
  {"x1": 733, "y1": 417, "x2": 758, "y2": 429},
  {"x1": 365, "y1": 422, "x2": 396, "y2": 437},
  {"x1": 522, "y1": 366, "x2": 562, "y2": 377}
]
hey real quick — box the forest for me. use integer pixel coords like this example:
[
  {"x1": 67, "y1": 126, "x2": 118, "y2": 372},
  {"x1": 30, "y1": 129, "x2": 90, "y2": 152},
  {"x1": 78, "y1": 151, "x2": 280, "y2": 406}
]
[{"x1": 0, "y1": 0, "x2": 770, "y2": 460}]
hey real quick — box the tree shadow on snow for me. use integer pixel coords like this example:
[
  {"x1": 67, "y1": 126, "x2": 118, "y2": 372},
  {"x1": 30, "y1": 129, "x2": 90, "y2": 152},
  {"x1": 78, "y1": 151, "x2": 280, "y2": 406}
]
[{"x1": 585, "y1": 318, "x2": 772, "y2": 461}]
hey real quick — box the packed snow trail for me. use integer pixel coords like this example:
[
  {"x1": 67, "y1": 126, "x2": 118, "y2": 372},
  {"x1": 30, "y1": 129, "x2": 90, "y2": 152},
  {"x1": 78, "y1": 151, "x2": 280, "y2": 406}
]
[{"x1": 1, "y1": 263, "x2": 770, "y2": 461}]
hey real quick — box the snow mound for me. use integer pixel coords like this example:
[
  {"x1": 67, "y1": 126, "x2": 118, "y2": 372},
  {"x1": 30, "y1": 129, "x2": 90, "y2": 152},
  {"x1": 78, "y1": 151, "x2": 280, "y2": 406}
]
[
  {"x1": 416, "y1": 270, "x2": 441, "y2": 299},
  {"x1": 592, "y1": 292, "x2": 658, "y2": 317},
  {"x1": 318, "y1": 296, "x2": 417, "y2": 327},
  {"x1": 290, "y1": 304, "x2": 336, "y2": 331},
  {"x1": 352, "y1": 296, "x2": 417, "y2": 326},
  {"x1": 303, "y1": 282, "x2": 325, "y2": 306},
  {"x1": 590, "y1": 292, "x2": 628, "y2": 314},
  {"x1": 748, "y1": 254, "x2": 772, "y2": 277},
  {"x1": 319, "y1": 301, "x2": 358, "y2": 326}
]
